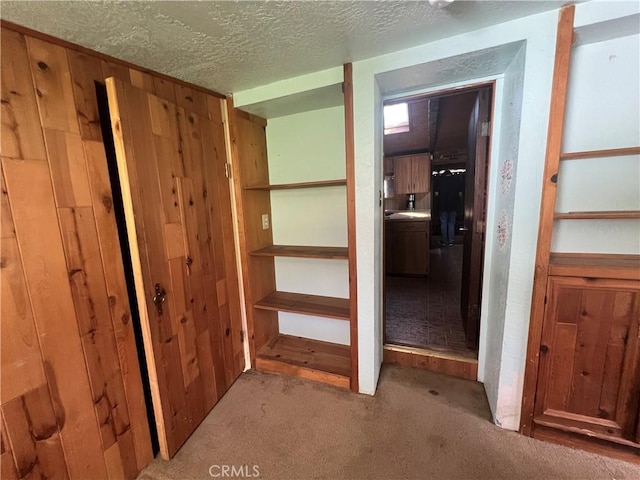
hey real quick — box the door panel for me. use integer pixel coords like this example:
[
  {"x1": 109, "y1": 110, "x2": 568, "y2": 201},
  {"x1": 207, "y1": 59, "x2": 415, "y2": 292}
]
[
  {"x1": 534, "y1": 276, "x2": 640, "y2": 447},
  {"x1": 394, "y1": 155, "x2": 413, "y2": 194},
  {"x1": 106, "y1": 78, "x2": 244, "y2": 459},
  {"x1": 461, "y1": 88, "x2": 491, "y2": 348}
]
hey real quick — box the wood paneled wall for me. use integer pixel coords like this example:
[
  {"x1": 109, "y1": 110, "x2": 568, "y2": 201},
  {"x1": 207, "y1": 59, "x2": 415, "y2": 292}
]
[{"x1": 0, "y1": 24, "x2": 231, "y2": 479}]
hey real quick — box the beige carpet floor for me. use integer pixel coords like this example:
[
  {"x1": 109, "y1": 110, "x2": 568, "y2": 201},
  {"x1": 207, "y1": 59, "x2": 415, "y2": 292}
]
[{"x1": 138, "y1": 365, "x2": 640, "y2": 480}]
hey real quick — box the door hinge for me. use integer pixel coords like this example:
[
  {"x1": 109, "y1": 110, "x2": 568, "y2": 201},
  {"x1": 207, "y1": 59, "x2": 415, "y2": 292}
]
[
  {"x1": 224, "y1": 162, "x2": 232, "y2": 179},
  {"x1": 481, "y1": 121, "x2": 491, "y2": 137}
]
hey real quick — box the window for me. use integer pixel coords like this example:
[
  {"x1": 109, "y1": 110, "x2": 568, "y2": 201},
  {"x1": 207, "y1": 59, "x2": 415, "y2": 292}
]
[{"x1": 383, "y1": 103, "x2": 410, "y2": 135}]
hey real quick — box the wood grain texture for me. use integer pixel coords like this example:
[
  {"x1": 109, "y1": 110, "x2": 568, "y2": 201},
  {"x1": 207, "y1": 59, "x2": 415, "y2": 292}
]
[
  {"x1": 549, "y1": 253, "x2": 640, "y2": 280},
  {"x1": 2, "y1": 157, "x2": 107, "y2": 479},
  {"x1": 255, "y1": 291, "x2": 350, "y2": 320},
  {"x1": 67, "y1": 49, "x2": 105, "y2": 141},
  {"x1": 244, "y1": 179, "x2": 347, "y2": 190},
  {"x1": 257, "y1": 334, "x2": 351, "y2": 388},
  {"x1": 0, "y1": 29, "x2": 47, "y2": 161},
  {"x1": 249, "y1": 245, "x2": 348, "y2": 259},
  {"x1": 107, "y1": 78, "x2": 244, "y2": 459},
  {"x1": 44, "y1": 129, "x2": 92, "y2": 207},
  {"x1": 344, "y1": 63, "x2": 359, "y2": 393},
  {"x1": 521, "y1": 5, "x2": 575, "y2": 436},
  {"x1": 383, "y1": 346, "x2": 478, "y2": 381},
  {"x1": 26, "y1": 36, "x2": 80, "y2": 134},
  {"x1": 560, "y1": 146, "x2": 640, "y2": 160}
]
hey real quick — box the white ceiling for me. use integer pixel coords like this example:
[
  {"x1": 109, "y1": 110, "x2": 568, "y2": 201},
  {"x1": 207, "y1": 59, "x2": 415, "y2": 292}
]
[{"x1": 0, "y1": 1, "x2": 570, "y2": 95}]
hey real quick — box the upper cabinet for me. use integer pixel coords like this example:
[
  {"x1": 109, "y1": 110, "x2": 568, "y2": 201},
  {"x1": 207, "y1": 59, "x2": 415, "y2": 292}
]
[{"x1": 393, "y1": 153, "x2": 431, "y2": 194}]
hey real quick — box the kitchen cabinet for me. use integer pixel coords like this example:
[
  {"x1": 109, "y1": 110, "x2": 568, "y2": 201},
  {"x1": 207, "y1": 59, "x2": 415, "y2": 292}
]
[
  {"x1": 385, "y1": 220, "x2": 429, "y2": 275},
  {"x1": 393, "y1": 153, "x2": 430, "y2": 194}
]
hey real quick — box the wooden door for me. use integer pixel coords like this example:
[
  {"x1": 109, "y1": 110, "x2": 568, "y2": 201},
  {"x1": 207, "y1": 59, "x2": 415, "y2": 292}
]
[
  {"x1": 460, "y1": 88, "x2": 491, "y2": 348},
  {"x1": 105, "y1": 78, "x2": 244, "y2": 459},
  {"x1": 534, "y1": 276, "x2": 640, "y2": 449},
  {"x1": 394, "y1": 155, "x2": 413, "y2": 194}
]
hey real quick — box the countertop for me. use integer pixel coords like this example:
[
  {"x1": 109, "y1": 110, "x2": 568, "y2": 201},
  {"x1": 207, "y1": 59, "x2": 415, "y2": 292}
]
[{"x1": 384, "y1": 209, "x2": 431, "y2": 222}]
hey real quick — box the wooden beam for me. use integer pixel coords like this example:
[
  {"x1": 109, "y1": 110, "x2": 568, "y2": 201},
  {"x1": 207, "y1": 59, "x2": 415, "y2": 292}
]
[
  {"x1": 554, "y1": 210, "x2": 640, "y2": 220},
  {"x1": 520, "y1": 5, "x2": 575, "y2": 436},
  {"x1": 1, "y1": 20, "x2": 226, "y2": 99},
  {"x1": 343, "y1": 63, "x2": 359, "y2": 393},
  {"x1": 560, "y1": 146, "x2": 640, "y2": 160}
]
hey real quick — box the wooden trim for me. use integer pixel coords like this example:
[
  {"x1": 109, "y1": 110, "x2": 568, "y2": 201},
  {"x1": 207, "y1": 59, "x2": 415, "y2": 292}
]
[
  {"x1": 254, "y1": 291, "x2": 350, "y2": 320},
  {"x1": 344, "y1": 63, "x2": 359, "y2": 393},
  {"x1": 549, "y1": 253, "x2": 640, "y2": 280},
  {"x1": 383, "y1": 346, "x2": 478, "y2": 381},
  {"x1": 225, "y1": 97, "x2": 258, "y2": 366},
  {"x1": 560, "y1": 146, "x2": 640, "y2": 160},
  {"x1": 533, "y1": 424, "x2": 640, "y2": 465},
  {"x1": 1, "y1": 19, "x2": 226, "y2": 99},
  {"x1": 249, "y1": 245, "x2": 348, "y2": 260},
  {"x1": 234, "y1": 108, "x2": 268, "y2": 127},
  {"x1": 244, "y1": 179, "x2": 347, "y2": 190},
  {"x1": 554, "y1": 210, "x2": 640, "y2": 220},
  {"x1": 520, "y1": 5, "x2": 575, "y2": 436}
]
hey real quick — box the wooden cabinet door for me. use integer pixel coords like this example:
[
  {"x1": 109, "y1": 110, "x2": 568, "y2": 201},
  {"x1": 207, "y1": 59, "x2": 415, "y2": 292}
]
[
  {"x1": 394, "y1": 155, "x2": 413, "y2": 194},
  {"x1": 412, "y1": 154, "x2": 431, "y2": 194},
  {"x1": 106, "y1": 78, "x2": 244, "y2": 459},
  {"x1": 391, "y1": 222, "x2": 428, "y2": 275},
  {"x1": 534, "y1": 276, "x2": 640, "y2": 448}
]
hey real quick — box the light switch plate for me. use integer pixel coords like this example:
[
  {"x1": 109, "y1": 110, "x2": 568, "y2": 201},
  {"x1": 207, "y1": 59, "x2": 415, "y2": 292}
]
[{"x1": 261, "y1": 213, "x2": 270, "y2": 230}]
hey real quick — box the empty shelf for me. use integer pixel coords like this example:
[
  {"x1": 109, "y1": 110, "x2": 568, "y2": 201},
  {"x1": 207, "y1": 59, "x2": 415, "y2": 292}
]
[
  {"x1": 554, "y1": 210, "x2": 640, "y2": 220},
  {"x1": 254, "y1": 291, "x2": 350, "y2": 320},
  {"x1": 244, "y1": 179, "x2": 347, "y2": 190},
  {"x1": 549, "y1": 253, "x2": 640, "y2": 280},
  {"x1": 250, "y1": 245, "x2": 348, "y2": 259},
  {"x1": 256, "y1": 334, "x2": 351, "y2": 389}
]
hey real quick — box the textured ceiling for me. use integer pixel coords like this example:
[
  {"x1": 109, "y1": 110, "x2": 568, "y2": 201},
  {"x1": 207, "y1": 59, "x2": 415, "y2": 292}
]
[{"x1": 0, "y1": 1, "x2": 570, "y2": 95}]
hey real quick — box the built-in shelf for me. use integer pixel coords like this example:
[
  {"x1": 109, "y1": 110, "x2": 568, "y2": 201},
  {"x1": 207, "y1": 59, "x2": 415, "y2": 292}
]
[
  {"x1": 560, "y1": 146, "x2": 640, "y2": 161},
  {"x1": 254, "y1": 291, "x2": 350, "y2": 320},
  {"x1": 256, "y1": 334, "x2": 351, "y2": 389},
  {"x1": 549, "y1": 252, "x2": 640, "y2": 280},
  {"x1": 244, "y1": 179, "x2": 347, "y2": 190},
  {"x1": 554, "y1": 210, "x2": 640, "y2": 220},
  {"x1": 249, "y1": 245, "x2": 348, "y2": 260}
]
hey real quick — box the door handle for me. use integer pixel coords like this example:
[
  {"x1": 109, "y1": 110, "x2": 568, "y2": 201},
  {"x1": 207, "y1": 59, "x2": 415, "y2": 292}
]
[{"x1": 153, "y1": 283, "x2": 166, "y2": 315}]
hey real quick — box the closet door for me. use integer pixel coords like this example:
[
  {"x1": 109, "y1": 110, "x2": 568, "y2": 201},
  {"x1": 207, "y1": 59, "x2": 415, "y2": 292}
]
[{"x1": 105, "y1": 78, "x2": 244, "y2": 458}]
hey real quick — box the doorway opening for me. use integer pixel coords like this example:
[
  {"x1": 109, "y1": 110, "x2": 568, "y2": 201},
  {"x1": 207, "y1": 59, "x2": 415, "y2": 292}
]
[
  {"x1": 383, "y1": 83, "x2": 494, "y2": 371},
  {"x1": 95, "y1": 82, "x2": 160, "y2": 456}
]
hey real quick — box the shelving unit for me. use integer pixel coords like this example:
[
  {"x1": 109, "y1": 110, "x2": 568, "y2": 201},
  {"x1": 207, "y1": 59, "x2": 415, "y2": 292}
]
[{"x1": 230, "y1": 64, "x2": 358, "y2": 391}]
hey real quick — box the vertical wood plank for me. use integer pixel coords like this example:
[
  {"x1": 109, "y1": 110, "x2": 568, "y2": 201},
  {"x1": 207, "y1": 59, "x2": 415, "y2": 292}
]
[
  {"x1": 521, "y1": 5, "x2": 575, "y2": 435},
  {"x1": 343, "y1": 62, "x2": 359, "y2": 392},
  {"x1": 44, "y1": 129, "x2": 92, "y2": 207},
  {"x1": 544, "y1": 323, "x2": 577, "y2": 411},
  {"x1": 83, "y1": 140, "x2": 153, "y2": 470},
  {"x1": 129, "y1": 69, "x2": 155, "y2": 93},
  {"x1": 25, "y1": 36, "x2": 80, "y2": 134},
  {"x1": 2, "y1": 157, "x2": 107, "y2": 479},
  {"x1": 175, "y1": 84, "x2": 209, "y2": 118},
  {"x1": 0, "y1": 236, "x2": 47, "y2": 404},
  {"x1": 0, "y1": 29, "x2": 47, "y2": 160},
  {"x1": 153, "y1": 76, "x2": 177, "y2": 103},
  {"x1": 1, "y1": 173, "x2": 15, "y2": 239},
  {"x1": 67, "y1": 50, "x2": 105, "y2": 141},
  {"x1": 2, "y1": 386, "x2": 69, "y2": 479}
]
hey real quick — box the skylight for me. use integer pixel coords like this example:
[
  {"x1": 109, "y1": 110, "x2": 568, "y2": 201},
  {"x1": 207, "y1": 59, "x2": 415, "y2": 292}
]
[{"x1": 383, "y1": 103, "x2": 410, "y2": 135}]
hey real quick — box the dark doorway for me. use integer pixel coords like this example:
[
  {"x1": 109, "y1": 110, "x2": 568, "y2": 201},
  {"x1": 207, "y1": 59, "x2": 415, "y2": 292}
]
[
  {"x1": 383, "y1": 84, "x2": 493, "y2": 360},
  {"x1": 96, "y1": 82, "x2": 160, "y2": 456}
]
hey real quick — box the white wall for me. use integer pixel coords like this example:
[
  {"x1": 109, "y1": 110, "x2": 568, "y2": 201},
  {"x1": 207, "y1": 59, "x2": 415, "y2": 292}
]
[
  {"x1": 266, "y1": 106, "x2": 351, "y2": 345},
  {"x1": 552, "y1": 32, "x2": 640, "y2": 254},
  {"x1": 477, "y1": 46, "x2": 525, "y2": 423}
]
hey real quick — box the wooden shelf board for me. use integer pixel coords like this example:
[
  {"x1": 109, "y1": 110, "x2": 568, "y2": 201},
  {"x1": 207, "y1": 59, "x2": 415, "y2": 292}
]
[
  {"x1": 554, "y1": 210, "x2": 640, "y2": 220},
  {"x1": 244, "y1": 179, "x2": 347, "y2": 190},
  {"x1": 256, "y1": 334, "x2": 351, "y2": 388},
  {"x1": 254, "y1": 291, "x2": 350, "y2": 320},
  {"x1": 560, "y1": 146, "x2": 640, "y2": 161},
  {"x1": 249, "y1": 245, "x2": 348, "y2": 260},
  {"x1": 549, "y1": 253, "x2": 640, "y2": 280}
]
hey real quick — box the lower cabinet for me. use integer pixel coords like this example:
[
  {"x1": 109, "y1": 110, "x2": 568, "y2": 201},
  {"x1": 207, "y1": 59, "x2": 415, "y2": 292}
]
[
  {"x1": 385, "y1": 221, "x2": 429, "y2": 275},
  {"x1": 533, "y1": 263, "x2": 640, "y2": 459}
]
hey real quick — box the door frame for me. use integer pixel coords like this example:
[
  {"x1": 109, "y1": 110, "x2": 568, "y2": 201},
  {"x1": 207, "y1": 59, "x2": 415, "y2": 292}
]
[{"x1": 381, "y1": 80, "x2": 496, "y2": 378}]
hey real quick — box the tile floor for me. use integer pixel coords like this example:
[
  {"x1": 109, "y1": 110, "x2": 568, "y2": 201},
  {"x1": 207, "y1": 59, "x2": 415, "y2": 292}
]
[{"x1": 384, "y1": 244, "x2": 477, "y2": 359}]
